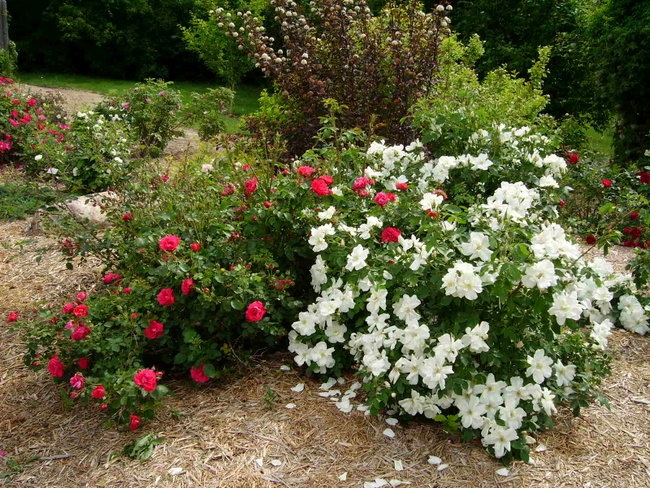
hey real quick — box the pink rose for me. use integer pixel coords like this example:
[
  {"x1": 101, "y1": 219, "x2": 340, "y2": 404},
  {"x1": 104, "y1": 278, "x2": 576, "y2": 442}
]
[
  {"x1": 62, "y1": 302, "x2": 75, "y2": 314},
  {"x1": 374, "y1": 192, "x2": 391, "y2": 207},
  {"x1": 76, "y1": 291, "x2": 88, "y2": 302},
  {"x1": 298, "y1": 165, "x2": 316, "y2": 178},
  {"x1": 71, "y1": 324, "x2": 91, "y2": 341},
  {"x1": 144, "y1": 320, "x2": 164, "y2": 339},
  {"x1": 245, "y1": 301, "x2": 267, "y2": 322},
  {"x1": 47, "y1": 355, "x2": 65, "y2": 378},
  {"x1": 133, "y1": 369, "x2": 158, "y2": 392},
  {"x1": 190, "y1": 364, "x2": 210, "y2": 383},
  {"x1": 159, "y1": 235, "x2": 181, "y2": 252},
  {"x1": 69, "y1": 372, "x2": 85, "y2": 390},
  {"x1": 103, "y1": 273, "x2": 123, "y2": 285}
]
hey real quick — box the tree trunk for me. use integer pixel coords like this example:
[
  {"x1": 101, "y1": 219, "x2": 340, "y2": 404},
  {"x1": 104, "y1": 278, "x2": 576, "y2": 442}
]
[{"x1": 0, "y1": 0, "x2": 8, "y2": 50}]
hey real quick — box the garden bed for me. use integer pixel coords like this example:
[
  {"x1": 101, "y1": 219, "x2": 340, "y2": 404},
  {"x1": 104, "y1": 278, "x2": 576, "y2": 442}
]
[{"x1": 1, "y1": 207, "x2": 649, "y2": 488}]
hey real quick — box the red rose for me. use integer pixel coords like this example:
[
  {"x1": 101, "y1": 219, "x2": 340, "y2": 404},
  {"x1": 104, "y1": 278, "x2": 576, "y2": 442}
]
[
  {"x1": 629, "y1": 211, "x2": 640, "y2": 219},
  {"x1": 298, "y1": 165, "x2": 316, "y2": 178},
  {"x1": 103, "y1": 273, "x2": 122, "y2": 285},
  {"x1": 123, "y1": 287, "x2": 133, "y2": 294},
  {"x1": 129, "y1": 414, "x2": 141, "y2": 430},
  {"x1": 77, "y1": 357, "x2": 89, "y2": 370},
  {"x1": 181, "y1": 278, "x2": 195, "y2": 296},
  {"x1": 395, "y1": 182, "x2": 409, "y2": 191},
  {"x1": 69, "y1": 372, "x2": 85, "y2": 390},
  {"x1": 133, "y1": 369, "x2": 158, "y2": 392},
  {"x1": 100, "y1": 403, "x2": 108, "y2": 410},
  {"x1": 321, "y1": 175, "x2": 334, "y2": 185},
  {"x1": 47, "y1": 355, "x2": 65, "y2": 378},
  {"x1": 73, "y1": 304, "x2": 89, "y2": 318},
  {"x1": 6, "y1": 311, "x2": 19, "y2": 323},
  {"x1": 190, "y1": 242, "x2": 201, "y2": 252},
  {"x1": 311, "y1": 177, "x2": 332, "y2": 196},
  {"x1": 71, "y1": 324, "x2": 91, "y2": 340},
  {"x1": 567, "y1": 152, "x2": 579, "y2": 164},
  {"x1": 144, "y1": 320, "x2": 164, "y2": 339},
  {"x1": 76, "y1": 291, "x2": 88, "y2": 302},
  {"x1": 122, "y1": 212, "x2": 133, "y2": 221},
  {"x1": 62, "y1": 302, "x2": 75, "y2": 314},
  {"x1": 157, "y1": 288, "x2": 175, "y2": 306},
  {"x1": 585, "y1": 234, "x2": 597, "y2": 245},
  {"x1": 245, "y1": 301, "x2": 267, "y2": 322},
  {"x1": 92, "y1": 385, "x2": 106, "y2": 399},
  {"x1": 638, "y1": 171, "x2": 650, "y2": 184},
  {"x1": 159, "y1": 235, "x2": 181, "y2": 252},
  {"x1": 244, "y1": 177, "x2": 258, "y2": 197},
  {"x1": 558, "y1": 200, "x2": 567, "y2": 207},
  {"x1": 263, "y1": 201, "x2": 272, "y2": 208},
  {"x1": 381, "y1": 227, "x2": 402, "y2": 243},
  {"x1": 601, "y1": 179, "x2": 612, "y2": 188},
  {"x1": 190, "y1": 364, "x2": 210, "y2": 383}
]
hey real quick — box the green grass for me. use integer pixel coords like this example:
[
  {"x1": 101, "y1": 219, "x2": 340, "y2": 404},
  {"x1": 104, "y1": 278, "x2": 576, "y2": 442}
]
[
  {"x1": 0, "y1": 169, "x2": 67, "y2": 221},
  {"x1": 16, "y1": 72, "x2": 262, "y2": 131},
  {"x1": 584, "y1": 125, "x2": 614, "y2": 158}
]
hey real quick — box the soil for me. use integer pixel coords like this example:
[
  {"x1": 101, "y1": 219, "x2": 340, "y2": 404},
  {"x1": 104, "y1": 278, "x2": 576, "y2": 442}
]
[{"x1": 0, "y1": 87, "x2": 648, "y2": 488}]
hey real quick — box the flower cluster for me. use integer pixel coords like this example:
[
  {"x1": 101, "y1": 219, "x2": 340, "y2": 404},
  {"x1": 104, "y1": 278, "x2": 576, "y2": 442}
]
[{"x1": 286, "y1": 132, "x2": 648, "y2": 460}]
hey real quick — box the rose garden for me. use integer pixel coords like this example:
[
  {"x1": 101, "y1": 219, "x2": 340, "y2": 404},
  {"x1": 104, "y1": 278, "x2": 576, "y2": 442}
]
[{"x1": 1, "y1": 0, "x2": 649, "y2": 486}]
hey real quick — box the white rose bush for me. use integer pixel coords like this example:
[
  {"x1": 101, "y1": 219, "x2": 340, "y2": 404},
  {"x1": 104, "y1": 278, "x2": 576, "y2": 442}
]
[{"x1": 282, "y1": 124, "x2": 649, "y2": 462}]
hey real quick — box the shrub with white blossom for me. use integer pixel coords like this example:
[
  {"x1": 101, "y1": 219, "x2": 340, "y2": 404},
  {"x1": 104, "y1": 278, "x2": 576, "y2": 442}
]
[{"x1": 285, "y1": 125, "x2": 649, "y2": 461}]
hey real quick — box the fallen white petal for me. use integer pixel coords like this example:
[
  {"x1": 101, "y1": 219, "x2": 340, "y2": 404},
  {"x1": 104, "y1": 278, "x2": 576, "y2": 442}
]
[
  {"x1": 168, "y1": 467, "x2": 184, "y2": 476},
  {"x1": 437, "y1": 463, "x2": 449, "y2": 472},
  {"x1": 535, "y1": 444, "x2": 548, "y2": 452},
  {"x1": 270, "y1": 459, "x2": 282, "y2": 467},
  {"x1": 427, "y1": 455, "x2": 442, "y2": 465},
  {"x1": 357, "y1": 405, "x2": 369, "y2": 412},
  {"x1": 291, "y1": 383, "x2": 305, "y2": 392},
  {"x1": 320, "y1": 378, "x2": 337, "y2": 390},
  {"x1": 279, "y1": 365, "x2": 291, "y2": 371},
  {"x1": 496, "y1": 468, "x2": 509, "y2": 477},
  {"x1": 364, "y1": 478, "x2": 388, "y2": 488},
  {"x1": 337, "y1": 377, "x2": 345, "y2": 384},
  {"x1": 389, "y1": 480, "x2": 411, "y2": 487},
  {"x1": 338, "y1": 472, "x2": 348, "y2": 481},
  {"x1": 318, "y1": 389, "x2": 341, "y2": 397},
  {"x1": 385, "y1": 417, "x2": 399, "y2": 426},
  {"x1": 255, "y1": 458, "x2": 263, "y2": 467},
  {"x1": 383, "y1": 428, "x2": 396, "y2": 438},
  {"x1": 394, "y1": 459, "x2": 404, "y2": 471},
  {"x1": 285, "y1": 403, "x2": 296, "y2": 409}
]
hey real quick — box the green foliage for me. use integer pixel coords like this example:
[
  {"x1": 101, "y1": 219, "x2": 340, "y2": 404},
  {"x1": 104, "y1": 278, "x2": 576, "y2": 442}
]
[
  {"x1": 182, "y1": 0, "x2": 266, "y2": 87},
  {"x1": 0, "y1": 169, "x2": 65, "y2": 221},
  {"x1": 220, "y1": 0, "x2": 452, "y2": 156},
  {"x1": 579, "y1": 0, "x2": 650, "y2": 163},
  {"x1": 411, "y1": 35, "x2": 551, "y2": 157},
  {"x1": 10, "y1": 0, "x2": 208, "y2": 80},
  {"x1": 0, "y1": 40, "x2": 17, "y2": 77},
  {"x1": 185, "y1": 87, "x2": 235, "y2": 140},
  {"x1": 123, "y1": 433, "x2": 165, "y2": 460}
]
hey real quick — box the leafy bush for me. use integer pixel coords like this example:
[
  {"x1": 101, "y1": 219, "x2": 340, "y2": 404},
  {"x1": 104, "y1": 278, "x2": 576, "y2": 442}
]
[
  {"x1": 411, "y1": 35, "x2": 552, "y2": 157},
  {"x1": 284, "y1": 127, "x2": 648, "y2": 462},
  {"x1": 218, "y1": 0, "x2": 452, "y2": 156},
  {"x1": 0, "y1": 41, "x2": 18, "y2": 77},
  {"x1": 20, "y1": 116, "x2": 649, "y2": 460}
]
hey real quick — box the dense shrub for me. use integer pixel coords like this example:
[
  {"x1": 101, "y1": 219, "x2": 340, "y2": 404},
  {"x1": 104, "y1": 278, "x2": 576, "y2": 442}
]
[{"x1": 217, "y1": 0, "x2": 451, "y2": 156}]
